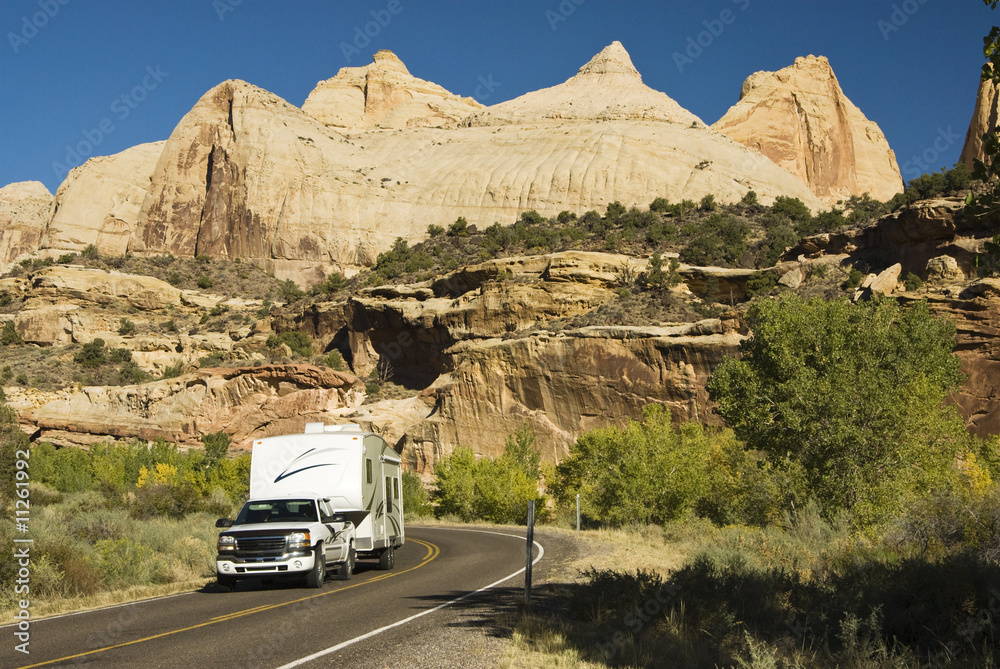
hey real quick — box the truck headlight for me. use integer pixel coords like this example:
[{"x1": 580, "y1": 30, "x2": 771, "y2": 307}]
[
  {"x1": 288, "y1": 532, "x2": 311, "y2": 549},
  {"x1": 217, "y1": 535, "x2": 236, "y2": 552}
]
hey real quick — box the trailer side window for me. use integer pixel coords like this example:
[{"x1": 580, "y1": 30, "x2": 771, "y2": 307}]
[
  {"x1": 393, "y1": 477, "x2": 399, "y2": 500},
  {"x1": 366, "y1": 459, "x2": 372, "y2": 484},
  {"x1": 385, "y1": 477, "x2": 392, "y2": 512}
]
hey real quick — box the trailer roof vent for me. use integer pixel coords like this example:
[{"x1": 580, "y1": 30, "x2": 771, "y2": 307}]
[
  {"x1": 325, "y1": 424, "x2": 363, "y2": 432},
  {"x1": 303, "y1": 423, "x2": 364, "y2": 434}
]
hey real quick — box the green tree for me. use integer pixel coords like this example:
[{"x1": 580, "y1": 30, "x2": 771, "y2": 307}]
[
  {"x1": 554, "y1": 405, "x2": 714, "y2": 526},
  {"x1": 432, "y1": 430, "x2": 546, "y2": 525},
  {"x1": 402, "y1": 470, "x2": 433, "y2": 518},
  {"x1": 201, "y1": 431, "x2": 231, "y2": 469},
  {"x1": 707, "y1": 294, "x2": 967, "y2": 526}
]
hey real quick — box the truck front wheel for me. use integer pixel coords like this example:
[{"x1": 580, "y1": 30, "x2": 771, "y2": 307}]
[
  {"x1": 378, "y1": 546, "x2": 394, "y2": 570},
  {"x1": 305, "y1": 547, "x2": 326, "y2": 588},
  {"x1": 217, "y1": 575, "x2": 236, "y2": 592},
  {"x1": 337, "y1": 545, "x2": 355, "y2": 581}
]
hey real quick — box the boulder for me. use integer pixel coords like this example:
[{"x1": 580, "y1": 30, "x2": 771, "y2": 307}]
[{"x1": 926, "y1": 255, "x2": 965, "y2": 283}]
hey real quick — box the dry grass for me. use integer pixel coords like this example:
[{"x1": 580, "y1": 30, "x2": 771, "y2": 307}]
[
  {"x1": 500, "y1": 524, "x2": 696, "y2": 669},
  {"x1": 0, "y1": 579, "x2": 213, "y2": 625}
]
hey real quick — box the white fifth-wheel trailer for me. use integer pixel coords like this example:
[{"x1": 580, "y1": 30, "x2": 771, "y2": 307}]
[{"x1": 216, "y1": 423, "x2": 404, "y2": 590}]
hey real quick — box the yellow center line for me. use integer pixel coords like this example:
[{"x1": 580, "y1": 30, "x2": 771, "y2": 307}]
[{"x1": 18, "y1": 539, "x2": 439, "y2": 669}]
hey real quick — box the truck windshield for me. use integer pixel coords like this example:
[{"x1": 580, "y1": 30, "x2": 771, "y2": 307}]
[{"x1": 235, "y1": 499, "x2": 318, "y2": 524}]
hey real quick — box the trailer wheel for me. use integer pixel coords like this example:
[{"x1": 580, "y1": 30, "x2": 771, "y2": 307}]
[
  {"x1": 337, "y1": 545, "x2": 355, "y2": 581},
  {"x1": 306, "y1": 547, "x2": 326, "y2": 588},
  {"x1": 378, "y1": 546, "x2": 394, "y2": 570}
]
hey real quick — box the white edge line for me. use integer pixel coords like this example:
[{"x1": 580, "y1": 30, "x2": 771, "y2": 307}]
[{"x1": 274, "y1": 529, "x2": 544, "y2": 669}]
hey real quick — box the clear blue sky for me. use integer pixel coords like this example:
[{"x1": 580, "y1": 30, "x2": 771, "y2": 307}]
[{"x1": 0, "y1": 0, "x2": 994, "y2": 195}]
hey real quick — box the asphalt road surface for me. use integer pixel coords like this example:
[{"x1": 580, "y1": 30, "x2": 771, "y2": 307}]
[{"x1": 5, "y1": 526, "x2": 544, "y2": 669}]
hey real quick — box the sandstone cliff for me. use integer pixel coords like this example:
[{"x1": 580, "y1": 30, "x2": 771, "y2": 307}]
[
  {"x1": 79, "y1": 45, "x2": 820, "y2": 285},
  {"x1": 462, "y1": 41, "x2": 702, "y2": 127},
  {"x1": 44, "y1": 141, "x2": 165, "y2": 257},
  {"x1": 960, "y1": 77, "x2": 999, "y2": 169},
  {"x1": 0, "y1": 181, "x2": 52, "y2": 271},
  {"x1": 12, "y1": 365, "x2": 364, "y2": 448},
  {"x1": 713, "y1": 55, "x2": 903, "y2": 203},
  {"x1": 302, "y1": 49, "x2": 483, "y2": 129}
]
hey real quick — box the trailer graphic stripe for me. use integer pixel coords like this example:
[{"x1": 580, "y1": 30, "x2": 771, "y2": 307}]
[{"x1": 17, "y1": 539, "x2": 440, "y2": 669}]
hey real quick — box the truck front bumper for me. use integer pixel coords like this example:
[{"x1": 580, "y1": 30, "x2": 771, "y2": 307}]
[{"x1": 216, "y1": 551, "x2": 315, "y2": 578}]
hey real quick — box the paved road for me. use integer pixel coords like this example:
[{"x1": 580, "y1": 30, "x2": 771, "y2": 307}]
[{"x1": 6, "y1": 526, "x2": 543, "y2": 669}]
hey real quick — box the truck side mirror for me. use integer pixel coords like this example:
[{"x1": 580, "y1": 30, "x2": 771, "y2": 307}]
[
  {"x1": 216, "y1": 518, "x2": 234, "y2": 528},
  {"x1": 326, "y1": 513, "x2": 347, "y2": 523}
]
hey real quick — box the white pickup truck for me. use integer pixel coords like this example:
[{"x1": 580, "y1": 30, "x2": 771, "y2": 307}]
[{"x1": 215, "y1": 423, "x2": 404, "y2": 590}]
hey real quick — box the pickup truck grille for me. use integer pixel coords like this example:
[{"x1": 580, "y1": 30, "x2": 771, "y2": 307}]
[{"x1": 236, "y1": 536, "x2": 287, "y2": 556}]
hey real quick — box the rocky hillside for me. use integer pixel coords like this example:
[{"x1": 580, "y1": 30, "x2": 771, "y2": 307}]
[
  {"x1": 2, "y1": 43, "x2": 902, "y2": 287},
  {"x1": 5, "y1": 188, "x2": 1000, "y2": 474}
]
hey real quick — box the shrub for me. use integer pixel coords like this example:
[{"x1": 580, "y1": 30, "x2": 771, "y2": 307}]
[
  {"x1": 447, "y1": 217, "x2": 469, "y2": 237},
  {"x1": 842, "y1": 267, "x2": 863, "y2": 290},
  {"x1": 903, "y1": 272, "x2": 923, "y2": 291},
  {"x1": 323, "y1": 349, "x2": 345, "y2": 371},
  {"x1": 650, "y1": 197, "x2": 671, "y2": 213},
  {"x1": 196, "y1": 275, "x2": 214, "y2": 289},
  {"x1": 75, "y1": 339, "x2": 108, "y2": 368},
  {"x1": 1, "y1": 321, "x2": 23, "y2": 346},
  {"x1": 81, "y1": 244, "x2": 100, "y2": 260},
  {"x1": 117, "y1": 318, "x2": 137, "y2": 336},
  {"x1": 279, "y1": 279, "x2": 304, "y2": 302},
  {"x1": 266, "y1": 330, "x2": 313, "y2": 358},
  {"x1": 160, "y1": 360, "x2": 184, "y2": 380},
  {"x1": 314, "y1": 272, "x2": 346, "y2": 295},
  {"x1": 427, "y1": 224, "x2": 445, "y2": 237}
]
